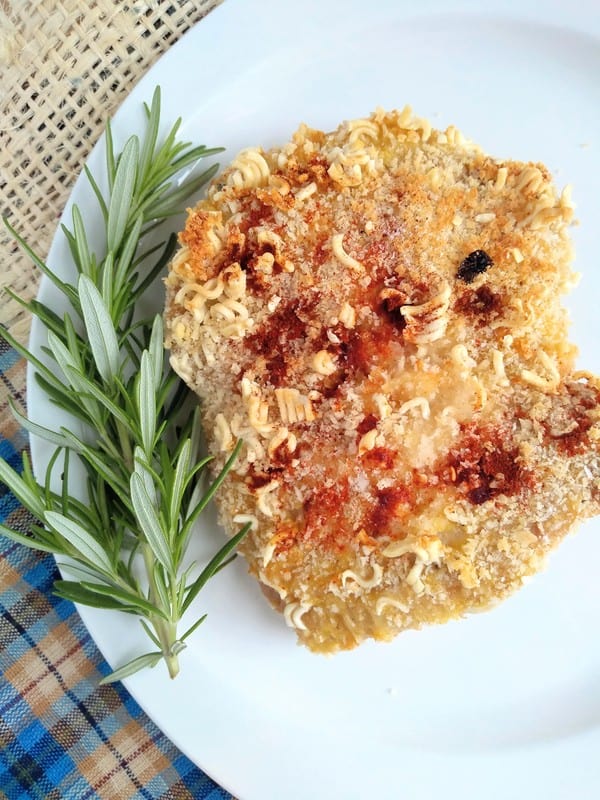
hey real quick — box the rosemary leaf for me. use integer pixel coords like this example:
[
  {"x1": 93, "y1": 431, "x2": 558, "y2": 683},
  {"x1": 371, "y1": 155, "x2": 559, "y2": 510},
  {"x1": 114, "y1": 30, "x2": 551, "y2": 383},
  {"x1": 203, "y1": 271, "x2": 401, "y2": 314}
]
[
  {"x1": 4, "y1": 291, "x2": 64, "y2": 340},
  {"x1": 137, "y1": 87, "x2": 162, "y2": 192},
  {"x1": 181, "y1": 613, "x2": 207, "y2": 642},
  {"x1": 147, "y1": 316, "x2": 164, "y2": 391},
  {"x1": 0, "y1": 312, "x2": 77, "y2": 400},
  {"x1": 113, "y1": 214, "x2": 143, "y2": 300},
  {"x1": 145, "y1": 163, "x2": 220, "y2": 220},
  {"x1": 62, "y1": 366, "x2": 134, "y2": 432},
  {"x1": 83, "y1": 164, "x2": 108, "y2": 222},
  {"x1": 149, "y1": 559, "x2": 171, "y2": 616},
  {"x1": 57, "y1": 561, "x2": 115, "y2": 585},
  {"x1": 72, "y1": 205, "x2": 94, "y2": 279},
  {"x1": 181, "y1": 440, "x2": 243, "y2": 543},
  {"x1": 8, "y1": 398, "x2": 74, "y2": 450},
  {"x1": 100, "y1": 251, "x2": 114, "y2": 309},
  {"x1": 130, "y1": 472, "x2": 172, "y2": 573},
  {"x1": 133, "y1": 446, "x2": 160, "y2": 499},
  {"x1": 46, "y1": 331, "x2": 85, "y2": 388},
  {"x1": 105, "y1": 119, "x2": 116, "y2": 191},
  {"x1": 53, "y1": 580, "x2": 136, "y2": 612},
  {"x1": 0, "y1": 524, "x2": 61, "y2": 555},
  {"x1": 168, "y1": 438, "x2": 191, "y2": 536},
  {"x1": 78, "y1": 276, "x2": 120, "y2": 384},
  {"x1": 78, "y1": 581, "x2": 168, "y2": 620},
  {"x1": 44, "y1": 511, "x2": 114, "y2": 575},
  {"x1": 136, "y1": 350, "x2": 157, "y2": 459},
  {"x1": 181, "y1": 523, "x2": 251, "y2": 616},
  {"x1": 3, "y1": 218, "x2": 79, "y2": 310},
  {"x1": 99, "y1": 651, "x2": 163, "y2": 685},
  {"x1": 130, "y1": 234, "x2": 177, "y2": 301},
  {"x1": 107, "y1": 136, "x2": 138, "y2": 252},
  {"x1": 139, "y1": 619, "x2": 161, "y2": 649},
  {"x1": 0, "y1": 458, "x2": 47, "y2": 520}
]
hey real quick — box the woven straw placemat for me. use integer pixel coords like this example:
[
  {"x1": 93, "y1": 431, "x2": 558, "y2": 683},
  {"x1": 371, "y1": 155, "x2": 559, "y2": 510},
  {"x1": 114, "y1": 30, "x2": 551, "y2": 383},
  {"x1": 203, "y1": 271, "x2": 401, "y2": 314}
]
[{"x1": 0, "y1": 0, "x2": 221, "y2": 345}]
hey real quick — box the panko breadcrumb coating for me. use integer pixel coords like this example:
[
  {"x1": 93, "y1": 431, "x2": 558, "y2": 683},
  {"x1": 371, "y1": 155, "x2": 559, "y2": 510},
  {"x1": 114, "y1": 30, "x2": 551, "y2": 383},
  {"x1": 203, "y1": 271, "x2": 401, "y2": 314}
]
[{"x1": 164, "y1": 108, "x2": 600, "y2": 652}]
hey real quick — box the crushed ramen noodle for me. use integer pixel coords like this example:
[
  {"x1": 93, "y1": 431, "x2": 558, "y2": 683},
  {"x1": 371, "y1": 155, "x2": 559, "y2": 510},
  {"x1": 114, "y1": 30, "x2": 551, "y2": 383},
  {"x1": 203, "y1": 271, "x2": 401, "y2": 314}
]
[{"x1": 164, "y1": 108, "x2": 600, "y2": 652}]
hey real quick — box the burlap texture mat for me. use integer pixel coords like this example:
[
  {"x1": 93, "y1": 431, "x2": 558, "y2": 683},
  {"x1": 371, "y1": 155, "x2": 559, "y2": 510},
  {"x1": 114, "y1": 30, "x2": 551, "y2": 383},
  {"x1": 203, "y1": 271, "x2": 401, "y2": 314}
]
[{"x1": 0, "y1": 0, "x2": 221, "y2": 347}]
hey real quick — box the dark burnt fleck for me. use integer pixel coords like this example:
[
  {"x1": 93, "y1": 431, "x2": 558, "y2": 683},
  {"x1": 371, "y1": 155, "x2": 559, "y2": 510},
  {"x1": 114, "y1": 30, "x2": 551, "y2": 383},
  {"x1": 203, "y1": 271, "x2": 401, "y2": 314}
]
[
  {"x1": 468, "y1": 485, "x2": 493, "y2": 505},
  {"x1": 446, "y1": 424, "x2": 534, "y2": 505},
  {"x1": 245, "y1": 298, "x2": 316, "y2": 387},
  {"x1": 357, "y1": 414, "x2": 378, "y2": 437},
  {"x1": 457, "y1": 250, "x2": 493, "y2": 283},
  {"x1": 378, "y1": 279, "x2": 430, "y2": 329},
  {"x1": 369, "y1": 485, "x2": 411, "y2": 535},
  {"x1": 270, "y1": 441, "x2": 295, "y2": 468},
  {"x1": 380, "y1": 296, "x2": 407, "y2": 331},
  {"x1": 468, "y1": 285, "x2": 501, "y2": 314},
  {"x1": 245, "y1": 467, "x2": 284, "y2": 490},
  {"x1": 455, "y1": 285, "x2": 503, "y2": 323}
]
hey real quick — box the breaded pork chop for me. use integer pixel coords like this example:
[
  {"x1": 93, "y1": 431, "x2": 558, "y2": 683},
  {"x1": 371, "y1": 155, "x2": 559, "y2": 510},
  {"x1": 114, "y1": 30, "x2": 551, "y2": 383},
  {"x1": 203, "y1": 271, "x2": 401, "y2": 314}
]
[{"x1": 164, "y1": 108, "x2": 600, "y2": 652}]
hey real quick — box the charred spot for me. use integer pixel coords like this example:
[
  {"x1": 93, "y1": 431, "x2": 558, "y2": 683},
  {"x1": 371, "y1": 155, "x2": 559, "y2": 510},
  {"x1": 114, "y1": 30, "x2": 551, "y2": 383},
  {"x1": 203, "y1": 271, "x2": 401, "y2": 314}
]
[
  {"x1": 239, "y1": 250, "x2": 273, "y2": 290},
  {"x1": 362, "y1": 447, "x2": 396, "y2": 470},
  {"x1": 379, "y1": 295, "x2": 408, "y2": 331},
  {"x1": 455, "y1": 285, "x2": 503, "y2": 323},
  {"x1": 378, "y1": 278, "x2": 430, "y2": 330},
  {"x1": 245, "y1": 467, "x2": 284, "y2": 491},
  {"x1": 270, "y1": 441, "x2": 295, "y2": 468},
  {"x1": 318, "y1": 373, "x2": 348, "y2": 399},
  {"x1": 311, "y1": 327, "x2": 352, "y2": 399},
  {"x1": 244, "y1": 202, "x2": 275, "y2": 231},
  {"x1": 357, "y1": 414, "x2": 378, "y2": 437},
  {"x1": 457, "y1": 250, "x2": 493, "y2": 283},
  {"x1": 259, "y1": 241, "x2": 276, "y2": 257},
  {"x1": 468, "y1": 485, "x2": 493, "y2": 505},
  {"x1": 194, "y1": 224, "x2": 246, "y2": 279},
  {"x1": 379, "y1": 290, "x2": 406, "y2": 313},
  {"x1": 228, "y1": 242, "x2": 246, "y2": 267},
  {"x1": 338, "y1": 331, "x2": 373, "y2": 376},
  {"x1": 238, "y1": 248, "x2": 255, "y2": 272},
  {"x1": 446, "y1": 424, "x2": 534, "y2": 505},
  {"x1": 236, "y1": 221, "x2": 289, "y2": 288},
  {"x1": 245, "y1": 299, "x2": 316, "y2": 386},
  {"x1": 369, "y1": 485, "x2": 411, "y2": 535},
  {"x1": 338, "y1": 322, "x2": 402, "y2": 378},
  {"x1": 264, "y1": 352, "x2": 288, "y2": 387}
]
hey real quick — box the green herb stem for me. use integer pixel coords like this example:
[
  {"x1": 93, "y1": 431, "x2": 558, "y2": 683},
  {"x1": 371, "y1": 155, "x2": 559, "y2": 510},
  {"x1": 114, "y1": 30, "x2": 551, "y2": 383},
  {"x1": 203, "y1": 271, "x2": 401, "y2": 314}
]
[
  {"x1": 0, "y1": 86, "x2": 249, "y2": 683},
  {"x1": 142, "y1": 543, "x2": 180, "y2": 679}
]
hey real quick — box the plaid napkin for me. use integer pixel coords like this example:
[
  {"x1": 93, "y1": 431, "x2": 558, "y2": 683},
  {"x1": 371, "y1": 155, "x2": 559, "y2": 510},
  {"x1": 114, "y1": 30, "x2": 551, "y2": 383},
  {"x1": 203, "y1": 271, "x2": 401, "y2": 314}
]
[{"x1": 0, "y1": 339, "x2": 232, "y2": 799}]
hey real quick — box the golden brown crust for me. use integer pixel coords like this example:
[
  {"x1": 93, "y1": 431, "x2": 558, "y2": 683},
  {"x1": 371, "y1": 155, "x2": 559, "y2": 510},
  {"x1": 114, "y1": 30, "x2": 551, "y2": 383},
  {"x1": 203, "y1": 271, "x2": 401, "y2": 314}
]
[{"x1": 164, "y1": 108, "x2": 600, "y2": 652}]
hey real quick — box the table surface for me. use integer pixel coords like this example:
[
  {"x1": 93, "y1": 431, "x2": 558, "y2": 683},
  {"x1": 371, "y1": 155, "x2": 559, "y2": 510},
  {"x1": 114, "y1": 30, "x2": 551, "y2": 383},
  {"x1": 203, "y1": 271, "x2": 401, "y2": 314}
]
[{"x1": 0, "y1": 1, "x2": 235, "y2": 797}]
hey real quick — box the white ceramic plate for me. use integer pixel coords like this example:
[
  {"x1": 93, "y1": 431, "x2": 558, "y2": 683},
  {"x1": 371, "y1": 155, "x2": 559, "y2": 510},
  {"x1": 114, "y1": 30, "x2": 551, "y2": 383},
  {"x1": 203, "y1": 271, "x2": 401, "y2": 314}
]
[{"x1": 29, "y1": 1, "x2": 600, "y2": 798}]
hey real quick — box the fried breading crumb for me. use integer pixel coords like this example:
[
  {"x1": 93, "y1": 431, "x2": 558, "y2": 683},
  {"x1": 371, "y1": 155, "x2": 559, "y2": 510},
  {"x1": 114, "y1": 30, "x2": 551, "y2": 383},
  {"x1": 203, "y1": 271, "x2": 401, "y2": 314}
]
[{"x1": 164, "y1": 108, "x2": 600, "y2": 652}]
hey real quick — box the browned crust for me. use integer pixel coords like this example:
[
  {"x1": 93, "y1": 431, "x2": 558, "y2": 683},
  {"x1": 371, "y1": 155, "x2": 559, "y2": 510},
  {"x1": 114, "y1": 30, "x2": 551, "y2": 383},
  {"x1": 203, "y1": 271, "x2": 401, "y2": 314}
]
[{"x1": 164, "y1": 109, "x2": 600, "y2": 652}]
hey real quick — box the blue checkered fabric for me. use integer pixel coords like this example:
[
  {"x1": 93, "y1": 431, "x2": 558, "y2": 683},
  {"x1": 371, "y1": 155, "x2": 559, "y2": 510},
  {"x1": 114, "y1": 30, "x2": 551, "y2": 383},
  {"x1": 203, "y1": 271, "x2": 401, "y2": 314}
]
[{"x1": 0, "y1": 339, "x2": 232, "y2": 799}]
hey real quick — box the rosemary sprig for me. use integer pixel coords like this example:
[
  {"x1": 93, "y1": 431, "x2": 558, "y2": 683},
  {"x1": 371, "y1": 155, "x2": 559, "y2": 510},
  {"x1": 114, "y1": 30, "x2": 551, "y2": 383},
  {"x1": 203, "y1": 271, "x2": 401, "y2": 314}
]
[{"x1": 0, "y1": 86, "x2": 249, "y2": 682}]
